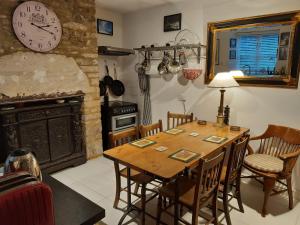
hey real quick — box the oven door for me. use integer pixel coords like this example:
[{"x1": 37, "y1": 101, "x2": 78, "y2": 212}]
[{"x1": 111, "y1": 113, "x2": 138, "y2": 131}]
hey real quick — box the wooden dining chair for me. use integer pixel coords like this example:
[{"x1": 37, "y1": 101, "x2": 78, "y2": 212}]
[
  {"x1": 219, "y1": 135, "x2": 250, "y2": 225},
  {"x1": 156, "y1": 147, "x2": 226, "y2": 225},
  {"x1": 167, "y1": 111, "x2": 194, "y2": 129},
  {"x1": 109, "y1": 127, "x2": 153, "y2": 215},
  {"x1": 243, "y1": 124, "x2": 300, "y2": 217},
  {"x1": 140, "y1": 119, "x2": 163, "y2": 138}
]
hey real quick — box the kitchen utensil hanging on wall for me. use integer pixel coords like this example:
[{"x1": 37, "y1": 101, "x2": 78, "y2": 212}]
[
  {"x1": 157, "y1": 52, "x2": 171, "y2": 75},
  {"x1": 179, "y1": 51, "x2": 188, "y2": 66},
  {"x1": 142, "y1": 51, "x2": 151, "y2": 71},
  {"x1": 99, "y1": 80, "x2": 107, "y2": 96},
  {"x1": 167, "y1": 49, "x2": 182, "y2": 74},
  {"x1": 103, "y1": 60, "x2": 113, "y2": 86},
  {"x1": 111, "y1": 63, "x2": 125, "y2": 96}
]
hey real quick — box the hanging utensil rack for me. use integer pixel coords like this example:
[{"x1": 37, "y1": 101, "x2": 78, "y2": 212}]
[{"x1": 134, "y1": 43, "x2": 206, "y2": 64}]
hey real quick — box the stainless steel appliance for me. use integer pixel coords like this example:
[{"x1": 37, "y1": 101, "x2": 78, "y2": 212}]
[
  {"x1": 112, "y1": 113, "x2": 138, "y2": 131},
  {"x1": 101, "y1": 101, "x2": 138, "y2": 150}
]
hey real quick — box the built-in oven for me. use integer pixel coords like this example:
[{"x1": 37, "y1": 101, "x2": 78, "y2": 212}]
[
  {"x1": 112, "y1": 113, "x2": 138, "y2": 131},
  {"x1": 101, "y1": 101, "x2": 138, "y2": 150}
]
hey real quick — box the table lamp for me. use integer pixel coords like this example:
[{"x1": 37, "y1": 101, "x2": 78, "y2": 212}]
[{"x1": 208, "y1": 71, "x2": 240, "y2": 127}]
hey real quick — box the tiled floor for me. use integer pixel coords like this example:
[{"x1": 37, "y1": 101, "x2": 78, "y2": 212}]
[{"x1": 51, "y1": 156, "x2": 300, "y2": 225}]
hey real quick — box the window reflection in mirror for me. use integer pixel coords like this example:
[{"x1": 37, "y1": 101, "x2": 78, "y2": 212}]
[
  {"x1": 214, "y1": 23, "x2": 294, "y2": 78},
  {"x1": 205, "y1": 11, "x2": 300, "y2": 88}
]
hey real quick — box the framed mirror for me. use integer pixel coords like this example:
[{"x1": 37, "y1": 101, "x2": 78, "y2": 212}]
[{"x1": 205, "y1": 11, "x2": 300, "y2": 88}]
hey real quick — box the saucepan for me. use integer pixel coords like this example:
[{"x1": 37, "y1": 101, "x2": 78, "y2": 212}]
[
  {"x1": 103, "y1": 60, "x2": 113, "y2": 86},
  {"x1": 110, "y1": 63, "x2": 125, "y2": 96}
]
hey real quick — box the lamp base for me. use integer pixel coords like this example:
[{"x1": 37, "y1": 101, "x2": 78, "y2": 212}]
[{"x1": 215, "y1": 115, "x2": 225, "y2": 127}]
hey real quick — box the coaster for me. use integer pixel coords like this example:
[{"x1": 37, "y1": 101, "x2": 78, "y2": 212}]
[
  {"x1": 165, "y1": 128, "x2": 184, "y2": 135},
  {"x1": 197, "y1": 120, "x2": 207, "y2": 125},
  {"x1": 203, "y1": 135, "x2": 227, "y2": 144},
  {"x1": 130, "y1": 139, "x2": 156, "y2": 148},
  {"x1": 169, "y1": 149, "x2": 200, "y2": 163},
  {"x1": 155, "y1": 146, "x2": 168, "y2": 152},
  {"x1": 189, "y1": 132, "x2": 199, "y2": 137},
  {"x1": 230, "y1": 126, "x2": 241, "y2": 131}
]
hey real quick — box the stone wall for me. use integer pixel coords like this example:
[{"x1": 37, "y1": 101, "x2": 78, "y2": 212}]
[{"x1": 0, "y1": 0, "x2": 102, "y2": 158}]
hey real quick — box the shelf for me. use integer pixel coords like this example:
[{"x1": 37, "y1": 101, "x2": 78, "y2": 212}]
[
  {"x1": 98, "y1": 46, "x2": 135, "y2": 56},
  {"x1": 134, "y1": 43, "x2": 206, "y2": 64},
  {"x1": 134, "y1": 43, "x2": 206, "y2": 51}
]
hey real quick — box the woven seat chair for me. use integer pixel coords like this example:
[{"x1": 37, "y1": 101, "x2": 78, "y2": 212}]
[
  {"x1": 167, "y1": 111, "x2": 193, "y2": 129},
  {"x1": 243, "y1": 124, "x2": 300, "y2": 217}
]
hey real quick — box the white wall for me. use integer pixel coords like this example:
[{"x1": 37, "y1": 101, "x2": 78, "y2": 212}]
[
  {"x1": 96, "y1": 5, "x2": 125, "y2": 101},
  {"x1": 122, "y1": 0, "x2": 300, "y2": 194}
]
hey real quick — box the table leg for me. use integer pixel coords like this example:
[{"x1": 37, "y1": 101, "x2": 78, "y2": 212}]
[
  {"x1": 127, "y1": 167, "x2": 132, "y2": 210},
  {"x1": 118, "y1": 167, "x2": 133, "y2": 225},
  {"x1": 174, "y1": 178, "x2": 179, "y2": 225}
]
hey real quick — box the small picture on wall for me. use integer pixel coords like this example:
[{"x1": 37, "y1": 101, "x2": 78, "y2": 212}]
[
  {"x1": 97, "y1": 19, "x2": 113, "y2": 36},
  {"x1": 279, "y1": 47, "x2": 288, "y2": 60},
  {"x1": 230, "y1": 38, "x2": 237, "y2": 48},
  {"x1": 280, "y1": 32, "x2": 290, "y2": 46},
  {"x1": 229, "y1": 50, "x2": 236, "y2": 60},
  {"x1": 164, "y1": 13, "x2": 181, "y2": 32}
]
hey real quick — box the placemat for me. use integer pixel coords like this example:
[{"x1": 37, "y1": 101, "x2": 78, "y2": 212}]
[
  {"x1": 203, "y1": 135, "x2": 227, "y2": 144},
  {"x1": 169, "y1": 149, "x2": 200, "y2": 163},
  {"x1": 130, "y1": 139, "x2": 156, "y2": 148}
]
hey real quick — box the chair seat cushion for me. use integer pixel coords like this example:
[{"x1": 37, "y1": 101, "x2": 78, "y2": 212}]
[{"x1": 244, "y1": 154, "x2": 283, "y2": 173}]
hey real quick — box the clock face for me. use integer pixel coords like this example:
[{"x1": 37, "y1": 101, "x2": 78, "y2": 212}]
[{"x1": 12, "y1": 1, "x2": 62, "y2": 52}]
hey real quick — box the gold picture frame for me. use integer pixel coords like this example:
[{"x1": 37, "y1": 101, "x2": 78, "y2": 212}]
[{"x1": 205, "y1": 10, "x2": 300, "y2": 88}]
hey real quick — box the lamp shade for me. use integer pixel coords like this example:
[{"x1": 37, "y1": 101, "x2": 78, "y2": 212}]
[
  {"x1": 229, "y1": 70, "x2": 244, "y2": 77},
  {"x1": 208, "y1": 72, "x2": 239, "y2": 88}
]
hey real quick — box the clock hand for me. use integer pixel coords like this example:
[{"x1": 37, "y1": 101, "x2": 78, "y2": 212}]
[
  {"x1": 39, "y1": 24, "x2": 51, "y2": 28},
  {"x1": 31, "y1": 23, "x2": 54, "y2": 35}
]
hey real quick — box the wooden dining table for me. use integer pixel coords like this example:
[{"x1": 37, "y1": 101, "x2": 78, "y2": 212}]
[{"x1": 104, "y1": 121, "x2": 249, "y2": 225}]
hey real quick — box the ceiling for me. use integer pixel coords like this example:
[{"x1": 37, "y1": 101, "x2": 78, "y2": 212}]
[{"x1": 95, "y1": 0, "x2": 186, "y2": 13}]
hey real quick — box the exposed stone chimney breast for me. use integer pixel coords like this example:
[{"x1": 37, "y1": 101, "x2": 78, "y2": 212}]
[{"x1": 0, "y1": 52, "x2": 89, "y2": 97}]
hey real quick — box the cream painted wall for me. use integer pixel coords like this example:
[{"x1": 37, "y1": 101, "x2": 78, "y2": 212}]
[
  {"x1": 122, "y1": 0, "x2": 300, "y2": 194},
  {"x1": 96, "y1": 5, "x2": 123, "y2": 47},
  {"x1": 96, "y1": 5, "x2": 124, "y2": 101}
]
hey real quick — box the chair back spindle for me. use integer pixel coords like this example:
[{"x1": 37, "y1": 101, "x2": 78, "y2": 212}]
[
  {"x1": 140, "y1": 120, "x2": 163, "y2": 138},
  {"x1": 109, "y1": 127, "x2": 139, "y2": 148},
  {"x1": 257, "y1": 125, "x2": 300, "y2": 157},
  {"x1": 167, "y1": 111, "x2": 194, "y2": 129}
]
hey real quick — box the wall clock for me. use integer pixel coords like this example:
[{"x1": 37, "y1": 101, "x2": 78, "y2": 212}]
[{"x1": 12, "y1": 1, "x2": 62, "y2": 52}]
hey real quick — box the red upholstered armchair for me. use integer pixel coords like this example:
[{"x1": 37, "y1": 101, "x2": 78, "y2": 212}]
[{"x1": 0, "y1": 173, "x2": 55, "y2": 225}]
